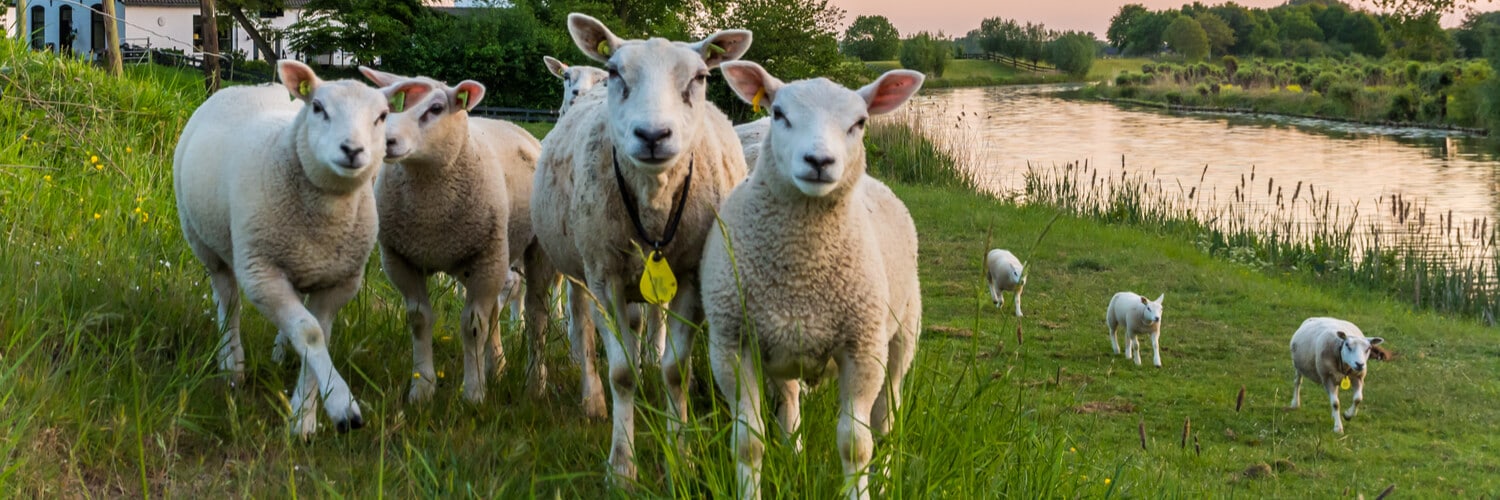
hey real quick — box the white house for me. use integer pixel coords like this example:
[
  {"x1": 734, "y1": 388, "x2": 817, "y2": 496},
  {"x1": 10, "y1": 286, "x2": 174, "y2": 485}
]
[{"x1": 14, "y1": 1, "x2": 127, "y2": 58}]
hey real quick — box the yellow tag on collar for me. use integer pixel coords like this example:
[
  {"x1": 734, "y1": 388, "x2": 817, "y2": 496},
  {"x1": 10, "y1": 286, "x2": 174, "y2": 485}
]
[
  {"x1": 640, "y1": 250, "x2": 677, "y2": 305},
  {"x1": 1340, "y1": 377, "x2": 1350, "y2": 390},
  {"x1": 752, "y1": 88, "x2": 765, "y2": 114}
]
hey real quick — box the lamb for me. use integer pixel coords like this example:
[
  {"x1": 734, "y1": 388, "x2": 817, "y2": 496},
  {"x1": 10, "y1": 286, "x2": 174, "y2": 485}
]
[
  {"x1": 1105, "y1": 292, "x2": 1165, "y2": 367},
  {"x1": 174, "y1": 60, "x2": 429, "y2": 436},
  {"x1": 543, "y1": 55, "x2": 608, "y2": 115},
  {"x1": 358, "y1": 67, "x2": 557, "y2": 403},
  {"x1": 735, "y1": 117, "x2": 769, "y2": 169},
  {"x1": 701, "y1": 62, "x2": 925, "y2": 500},
  {"x1": 530, "y1": 13, "x2": 751, "y2": 481},
  {"x1": 1289, "y1": 317, "x2": 1384, "y2": 433},
  {"x1": 984, "y1": 248, "x2": 1026, "y2": 317}
]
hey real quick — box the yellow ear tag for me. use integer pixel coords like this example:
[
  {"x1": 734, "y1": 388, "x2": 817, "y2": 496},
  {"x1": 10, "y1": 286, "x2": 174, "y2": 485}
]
[
  {"x1": 597, "y1": 40, "x2": 612, "y2": 57},
  {"x1": 390, "y1": 91, "x2": 406, "y2": 113},
  {"x1": 640, "y1": 250, "x2": 677, "y2": 305},
  {"x1": 456, "y1": 91, "x2": 469, "y2": 110},
  {"x1": 298, "y1": 80, "x2": 309, "y2": 97},
  {"x1": 752, "y1": 88, "x2": 765, "y2": 114},
  {"x1": 1340, "y1": 377, "x2": 1350, "y2": 390}
]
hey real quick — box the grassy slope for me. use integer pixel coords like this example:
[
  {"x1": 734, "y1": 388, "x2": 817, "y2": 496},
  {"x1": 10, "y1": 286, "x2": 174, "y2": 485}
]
[{"x1": 3, "y1": 43, "x2": 1498, "y2": 497}]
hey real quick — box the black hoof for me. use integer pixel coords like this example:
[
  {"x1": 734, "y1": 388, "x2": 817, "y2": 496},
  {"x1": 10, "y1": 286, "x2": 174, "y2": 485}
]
[{"x1": 335, "y1": 415, "x2": 365, "y2": 433}]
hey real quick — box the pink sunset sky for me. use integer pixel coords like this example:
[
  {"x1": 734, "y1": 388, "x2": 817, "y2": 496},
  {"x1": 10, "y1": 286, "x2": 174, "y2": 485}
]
[{"x1": 828, "y1": 0, "x2": 1476, "y2": 39}]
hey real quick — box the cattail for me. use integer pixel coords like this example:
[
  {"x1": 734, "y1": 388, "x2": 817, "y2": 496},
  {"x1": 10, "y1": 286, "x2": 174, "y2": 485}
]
[
  {"x1": 1181, "y1": 416, "x2": 1192, "y2": 449},
  {"x1": 1138, "y1": 421, "x2": 1148, "y2": 450},
  {"x1": 1056, "y1": 365, "x2": 1063, "y2": 386},
  {"x1": 1236, "y1": 385, "x2": 1246, "y2": 412},
  {"x1": 1375, "y1": 484, "x2": 1396, "y2": 500},
  {"x1": 1016, "y1": 322, "x2": 1023, "y2": 345},
  {"x1": 1292, "y1": 181, "x2": 1302, "y2": 203},
  {"x1": 1199, "y1": 164, "x2": 1209, "y2": 183},
  {"x1": 1267, "y1": 177, "x2": 1274, "y2": 197},
  {"x1": 1193, "y1": 435, "x2": 1201, "y2": 457}
]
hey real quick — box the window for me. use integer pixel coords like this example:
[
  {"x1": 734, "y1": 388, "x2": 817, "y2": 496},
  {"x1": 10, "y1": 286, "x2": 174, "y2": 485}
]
[
  {"x1": 192, "y1": 14, "x2": 234, "y2": 53},
  {"x1": 59, "y1": 5, "x2": 74, "y2": 54},
  {"x1": 91, "y1": 4, "x2": 106, "y2": 56},
  {"x1": 30, "y1": 6, "x2": 45, "y2": 50}
]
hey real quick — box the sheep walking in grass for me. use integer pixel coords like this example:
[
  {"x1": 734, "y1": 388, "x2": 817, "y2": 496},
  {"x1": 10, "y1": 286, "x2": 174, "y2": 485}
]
[
  {"x1": 1105, "y1": 292, "x2": 1165, "y2": 367},
  {"x1": 174, "y1": 61, "x2": 429, "y2": 436},
  {"x1": 1289, "y1": 317, "x2": 1384, "y2": 433},
  {"x1": 543, "y1": 55, "x2": 608, "y2": 115},
  {"x1": 984, "y1": 249, "x2": 1025, "y2": 317},
  {"x1": 358, "y1": 67, "x2": 556, "y2": 403},
  {"x1": 701, "y1": 62, "x2": 925, "y2": 500},
  {"x1": 530, "y1": 13, "x2": 752, "y2": 481}
]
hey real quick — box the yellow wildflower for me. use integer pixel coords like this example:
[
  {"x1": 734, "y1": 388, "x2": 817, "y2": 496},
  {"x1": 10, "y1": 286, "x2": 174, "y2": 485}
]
[
  {"x1": 44, "y1": 175, "x2": 52, "y2": 182},
  {"x1": 125, "y1": 147, "x2": 133, "y2": 153},
  {"x1": 93, "y1": 213, "x2": 102, "y2": 220},
  {"x1": 1105, "y1": 478, "x2": 1112, "y2": 486},
  {"x1": 90, "y1": 155, "x2": 98, "y2": 164},
  {"x1": 95, "y1": 164, "x2": 104, "y2": 171},
  {"x1": 134, "y1": 207, "x2": 142, "y2": 214},
  {"x1": 141, "y1": 213, "x2": 149, "y2": 223},
  {"x1": 20, "y1": 134, "x2": 28, "y2": 141},
  {"x1": 437, "y1": 371, "x2": 446, "y2": 379},
  {"x1": 1069, "y1": 447, "x2": 1076, "y2": 453}
]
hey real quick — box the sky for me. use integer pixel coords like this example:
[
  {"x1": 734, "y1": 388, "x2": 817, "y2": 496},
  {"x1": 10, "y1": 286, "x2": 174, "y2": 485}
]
[{"x1": 828, "y1": 0, "x2": 1472, "y2": 40}]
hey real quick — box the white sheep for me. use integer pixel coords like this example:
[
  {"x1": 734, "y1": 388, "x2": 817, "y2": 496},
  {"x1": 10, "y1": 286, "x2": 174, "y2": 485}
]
[
  {"x1": 1289, "y1": 317, "x2": 1384, "y2": 433},
  {"x1": 701, "y1": 62, "x2": 925, "y2": 500},
  {"x1": 358, "y1": 67, "x2": 558, "y2": 403},
  {"x1": 1105, "y1": 292, "x2": 1165, "y2": 367},
  {"x1": 530, "y1": 13, "x2": 751, "y2": 481},
  {"x1": 543, "y1": 55, "x2": 608, "y2": 115},
  {"x1": 174, "y1": 61, "x2": 428, "y2": 436},
  {"x1": 735, "y1": 117, "x2": 769, "y2": 169},
  {"x1": 984, "y1": 248, "x2": 1026, "y2": 317}
]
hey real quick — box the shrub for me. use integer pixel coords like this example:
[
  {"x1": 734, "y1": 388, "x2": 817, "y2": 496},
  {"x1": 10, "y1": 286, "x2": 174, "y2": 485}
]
[
  {"x1": 1115, "y1": 71, "x2": 1136, "y2": 86},
  {"x1": 1389, "y1": 86, "x2": 1418, "y2": 121},
  {"x1": 1221, "y1": 55, "x2": 1239, "y2": 76},
  {"x1": 1164, "y1": 90, "x2": 1185, "y2": 104},
  {"x1": 1311, "y1": 71, "x2": 1339, "y2": 94},
  {"x1": 1328, "y1": 81, "x2": 1360, "y2": 105},
  {"x1": 1195, "y1": 82, "x2": 1211, "y2": 96},
  {"x1": 1254, "y1": 39, "x2": 1281, "y2": 58}
]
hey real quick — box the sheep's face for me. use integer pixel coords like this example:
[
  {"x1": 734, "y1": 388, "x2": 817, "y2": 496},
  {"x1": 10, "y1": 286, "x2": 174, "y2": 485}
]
[
  {"x1": 545, "y1": 56, "x2": 607, "y2": 115},
  {"x1": 358, "y1": 68, "x2": 482, "y2": 165},
  {"x1": 1138, "y1": 293, "x2": 1164, "y2": 324},
  {"x1": 569, "y1": 14, "x2": 751, "y2": 173},
  {"x1": 1336, "y1": 331, "x2": 1384, "y2": 373},
  {"x1": 281, "y1": 61, "x2": 419, "y2": 187},
  {"x1": 720, "y1": 63, "x2": 924, "y2": 198}
]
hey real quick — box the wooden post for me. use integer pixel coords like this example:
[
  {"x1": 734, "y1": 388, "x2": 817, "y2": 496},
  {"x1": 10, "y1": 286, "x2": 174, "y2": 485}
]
[
  {"x1": 102, "y1": 0, "x2": 123, "y2": 76},
  {"x1": 200, "y1": 0, "x2": 220, "y2": 94},
  {"x1": 17, "y1": 0, "x2": 27, "y2": 42}
]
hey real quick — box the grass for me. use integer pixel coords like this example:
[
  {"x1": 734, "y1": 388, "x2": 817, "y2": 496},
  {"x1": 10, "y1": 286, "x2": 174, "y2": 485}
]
[
  {"x1": 4, "y1": 38, "x2": 1500, "y2": 497},
  {"x1": 866, "y1": 59, "x2": 1071, "y2": 88}
]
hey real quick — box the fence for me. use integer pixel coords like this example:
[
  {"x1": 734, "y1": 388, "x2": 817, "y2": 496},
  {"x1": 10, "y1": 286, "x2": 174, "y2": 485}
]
[
  {"x1": 472, "y1": 106, "x2": 559, "y2": 123},
  {"x1": 957, "y1": 52, "x2": 1059, "y2": 73}
]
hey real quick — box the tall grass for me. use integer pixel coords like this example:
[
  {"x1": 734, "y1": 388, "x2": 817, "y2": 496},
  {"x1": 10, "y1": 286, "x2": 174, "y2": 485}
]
[
  {"x1": 1023, "y1": 159, "x2": 1499, "y2": 322},
  {"x1": 866, "y1": 107, "x2": 983, "y2": 191}
]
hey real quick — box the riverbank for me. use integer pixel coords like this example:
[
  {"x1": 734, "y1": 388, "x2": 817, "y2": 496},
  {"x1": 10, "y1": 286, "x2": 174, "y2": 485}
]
[
  {"x1": 865, "y1": 58, "x2": 1153, "y2": 88},
  {"x1": 1085, "y1": 94, "x2": 1490, "y2": 135},
  {"x1": 3, "y1": 40, "x2": 1497, "y2": 497}
]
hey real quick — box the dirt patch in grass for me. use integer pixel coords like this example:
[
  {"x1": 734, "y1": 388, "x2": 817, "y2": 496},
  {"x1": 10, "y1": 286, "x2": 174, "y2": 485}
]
[{"x1": 1071, "y1": 398, "x2": 1137, "y2": 415}]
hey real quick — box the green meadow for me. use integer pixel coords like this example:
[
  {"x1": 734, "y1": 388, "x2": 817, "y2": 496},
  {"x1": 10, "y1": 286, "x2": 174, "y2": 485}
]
[{"x1": 2, "y1": 40, "x2": 1497, "y2": 497}]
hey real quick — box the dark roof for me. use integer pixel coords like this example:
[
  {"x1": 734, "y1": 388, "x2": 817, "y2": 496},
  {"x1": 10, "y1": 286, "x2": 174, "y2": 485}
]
[{"x1": 122, "y1": 0, "x2": 309, "y2": 7}]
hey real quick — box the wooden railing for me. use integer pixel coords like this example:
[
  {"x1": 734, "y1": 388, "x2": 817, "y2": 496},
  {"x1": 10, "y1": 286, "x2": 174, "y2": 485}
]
[
  {"x1": 957, "y1": 52, "x2": 1059, "y2": 73},
  {"x1": 471, "y1": 106, "x2": 559, "y2": 123}
]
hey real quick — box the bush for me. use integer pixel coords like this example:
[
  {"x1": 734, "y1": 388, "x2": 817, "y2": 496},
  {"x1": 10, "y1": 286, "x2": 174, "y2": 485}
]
[
  {"x1": 1254, "y1": 39, "x2": 1281, "y2": 58},
  {"x1": 1311, "y1": 71, "x2": 1339, "y2": 94},
  {"x1": 1389, "y1": 86, "x2": 1418, "y2": 121},
  {"x1": 1164, "y1": 90, "x2": 1184, "y2": 104},
  {"x1": 1328, "y1": 81, "x2": 1360, "y2": 105},
  {"x1": 1047, "y1": 32, "x2": 1095, "y2": 78},
  {"x1": 1115, "y1": 71, "x2": 1136, "y2": 86},
  {"x1": 1194, "y1": 82, "x2": 1211, "y2": 96}
]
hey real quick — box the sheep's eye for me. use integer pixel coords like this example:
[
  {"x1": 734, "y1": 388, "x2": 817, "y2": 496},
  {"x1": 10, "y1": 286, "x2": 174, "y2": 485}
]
[
  {"x1": 772, "y1": 107, "x2": 788, "y2": 126},
  {"x1": 607, "y1": 67, "x2": 620, "y2": 80},
  {"x1": 849, "y1": 117, "x2": 867, "y2": 134},
  {"x1": 376, "y1": 111, "x2": 388, "y2": 124},
  {"x1": 429, "y1": 103, "x2": 445, "y2": 116},
  {"x1": 695, "y1": 73, "x2": 708, "y2": 83},
  {"x1": 311, "y1": 100, "x2": 325, "y2": 116}
]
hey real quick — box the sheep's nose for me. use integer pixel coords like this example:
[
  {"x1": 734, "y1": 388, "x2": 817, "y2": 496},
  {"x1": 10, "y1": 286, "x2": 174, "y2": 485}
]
[
  {"x1": 340, "y1": 143, "x2": 365, "y2": 166},
  {"x1": 803, "y1": 154, "x2": 835, "y2": 171},
  {"x1": 634, "y1": 127, "x2": 672, "y2": 147}
]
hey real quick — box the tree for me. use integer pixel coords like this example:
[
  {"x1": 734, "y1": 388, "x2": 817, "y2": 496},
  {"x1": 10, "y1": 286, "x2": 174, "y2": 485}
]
[
  {"x1": 201, "y1": 0, "x2": 221, "y2": 93},
  {"x1": 899, "y1": 31, "x2": 951, "y2": 77},
  {"x1": 1454, "y1": 10, "x2": 1500, "y2": 58},
  {"x1": 842, "y1": 15, "x2": 899, "y2": 61},
  {"x1": 1047, "y1": 32, "x2": 1095, "y2": 78},
  {"x1": 286, "y1": 0, "x2": 428, "y2": 66},
  {"x1": 978, "y1": 17, "x2": 1023, "y2": 59},
  {"x1": 382, "y1": 6, "x2": 569, "y2": 108},
  {"x1": 1123, "y1": 9, "x2": 1175, "y2": 55},
  {"x1": 222, "y1": 0, "x2": 283, "y2": 66},
  {"x1": 1194, "y1": 12, "x2": 1235, "y2": 56},
  {"x1": 1106, "y1": 4, "x2": 1148, "y2": 50},
  {"x1": 1278, "y1": 9, "x2": 1324, "y2": 42},
  {"x1": 1370, "y1": 0, "x2": 1484, "y2": 21},
  {"x1": 1390, "y1": 12, "x2": 1456, "y2": 61},
  {"x1": 713, "y1": 0, "x2": 854, "y2": 84},
  {"x1": 1340, "y1": 11, "x2": 1386, "y2": 57},
  {"x1": 1164, "y1": 15, "x2": 1209, "y2": 61}
]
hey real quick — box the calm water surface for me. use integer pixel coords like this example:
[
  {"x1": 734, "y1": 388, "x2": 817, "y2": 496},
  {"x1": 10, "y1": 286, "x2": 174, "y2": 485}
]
[{"x1": 910, "y1": 85, "x2": 1500, "y2": 228}]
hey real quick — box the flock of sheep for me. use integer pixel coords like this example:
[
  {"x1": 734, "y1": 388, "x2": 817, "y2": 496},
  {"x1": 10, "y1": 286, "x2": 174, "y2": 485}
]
[{"x1": 168, "y1": 12, "x2": 1386, "y2": 498}]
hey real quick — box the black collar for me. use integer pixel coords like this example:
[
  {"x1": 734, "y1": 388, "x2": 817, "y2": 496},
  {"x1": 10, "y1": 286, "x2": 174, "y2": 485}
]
[{"x1": 612, "y1": 147, "x2": 694, "y2": 254}]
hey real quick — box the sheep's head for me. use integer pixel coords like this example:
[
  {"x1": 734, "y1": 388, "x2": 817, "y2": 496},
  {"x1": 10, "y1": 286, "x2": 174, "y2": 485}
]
[
  {"x1": 358, "y1": 67, "x2": 482, "y2": 165},
  {"x1": 721, "y1": 62, "x2": 923, "y2": 198},
  {"x1": 1336, "y1": 331, "x2": 1384, "y2": 374},
  {"x1": 282, "y1": 61, "x2": 430, "y2": 187},
  {"x1": 569, "y1": 13, "x2": 751, "y2": 173},
  {"x1": 1139, "y1": 293, "x2": 1165, "y2": 324},
  {"x1": 544, "y1": 56, "x2": 607, "y2": 115}
]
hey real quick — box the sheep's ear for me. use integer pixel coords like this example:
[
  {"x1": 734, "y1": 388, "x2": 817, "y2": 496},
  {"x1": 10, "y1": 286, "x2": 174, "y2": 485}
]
[
  {"x1": 720, "y1": 61, "x2": 782, "y2": 108},
  {"x1": 1369, "y1": 337, "x2": 1384, "y2": 346},
  {"x1": 1155, "y1": 293, "x2": 1165, "y2": 304},
  {"x1": 451, "y1": 80, "x2": 486, "y2": 111},
  {"x1": 383, "y1": 81, "x2": 434, "y2": 114},
  {"x1": 857, "y1": 70, "x2": 924, "y2": 115},
  {"x1": 1139, "y1": 296, "x2": 1148, "y2": 305},
  {"x1": 543, "y1": 56, "x2": 568, "y2": 79},
  {"x1": 692, "y1": 29, "x2": 753, "y2": 68},
  {"x1": 569, "y1": 13, "x2": 624, "y2": 64},
  {"x1": 359, "y1": 65, "x2": 405, "y2": 87},
  {"x1": 1336, "y1": 331, "x2": 1348, "y2": 340},
  {"x1": 279, "y1": 60, "x2": 321, "y2": 102}
]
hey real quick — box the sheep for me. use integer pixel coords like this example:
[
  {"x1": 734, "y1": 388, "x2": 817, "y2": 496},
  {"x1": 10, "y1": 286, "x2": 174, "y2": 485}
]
[
  {"x1": 1105, "y1": 292, "x2": 1165, "y2": 367},
  {"x1": 543, "y1": 55, "x2": 608, "y2": 115},
  {"x1": 985, "y1": 248, "x2": 1026, "y2": 317},
  {"x1": 529, "y1": 13, "x2": 752, "y2": 481},
  {"x1": 735, "y1": 117, "x2": 769, "y2": 169},
  {"x1": 174, "y1": 60, "x2": 429, "y2": 436},
  {"x1": 1289, "y1": 317, "x2": 1385, "y2": 433},
  {"x1": 701, "y1": 61, "x2": 926, "y2": 500},
  {"x1": 358, "y1": 67, "x2": 560, "y2": 403}
]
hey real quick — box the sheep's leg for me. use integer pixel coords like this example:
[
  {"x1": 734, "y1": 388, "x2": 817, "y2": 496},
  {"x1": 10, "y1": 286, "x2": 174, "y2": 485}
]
[
  {"x1": 1106, "y1": 318, "x2": 1121, "y2": 355},
  {"x1": 383, "y1": 252, "x2": 437, "y2": 403},
  {"x1": 1132, "y1": 335, "x2": 1143, "y2": 365},
  {"x1": 1289, "y1": 372, "x2": 1302, "y2": 409},
  {"x1": 773, "y1": 379, "x2": 803, "y2": 453},
  {"x1": 711, "y1": 339, "x2": 766, "y2": 500},
  {"x1": 567, "y1": 283, "x2": 607, "y2": 418},
  {"x1": 661, "y1": 280, "x2": 701, "y2": 454},
  {"x1": 838, "y1": 350, "x2": 887, "y2": 500},
  {"x1": 522, "y1": 244, "x2": 557, "y2": 398},
  {"x1": 1325, "y1": 381, "x2": 1344, "y2": 433},
  {"x1": 870, "y1": 317, "x2": 917, "y2": 485},
  {"x1": 593, "y1": 278, "x2": 641, "y2": 483},
  {"x1": 990, "y1": 282, "x2": 1003, "y2": 309},
  {"x1": 301, "y1": 277, "x2": 363, "y2": 433},
  {"x1": 207, "y1": 266, "x2": 244, "y2": 383},
  {"x1": 1344, "y1": 375, "x2": 1363, "y2": 420},
  {"x1": 459, "y1": 272, "x2": 505, "y2": 404},
  {"x1": 242, "y1": 267, "x2": 362, "y2": 436},
  {"x1": 645, "y1": 305, "x2": 669, "y2": 366},
  {"x1": 1150, "y1": 330, "x2": 1161, "y2": 367},
  {"x1": 1013, "y1": 284, "x2": 1024, "y2": 317},
  {"x1": 1122, "y1": 330, "x2": 1134, "y2": 360}
]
